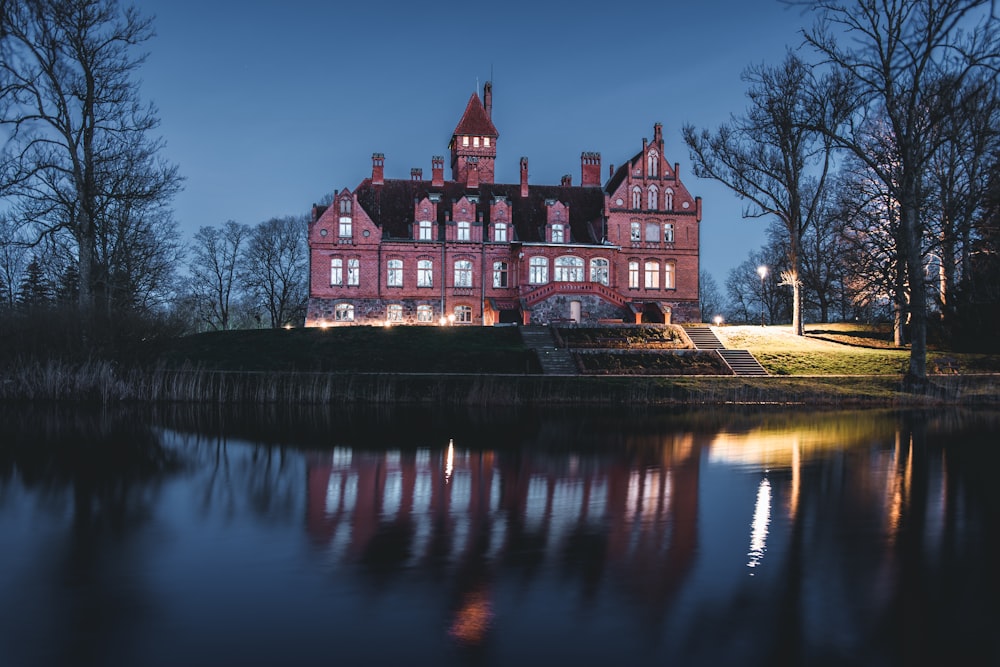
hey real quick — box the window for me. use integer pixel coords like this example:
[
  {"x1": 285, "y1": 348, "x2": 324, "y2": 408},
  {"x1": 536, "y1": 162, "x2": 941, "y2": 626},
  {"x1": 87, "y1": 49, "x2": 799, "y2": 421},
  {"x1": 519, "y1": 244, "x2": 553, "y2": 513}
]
[
  {"x1": 554, "y1": 256, "x2": 584, "y2": 282},
  {"x1": 417, "y1": 305, "x2": 434, "y2": 323},
  {"x1": 493, "y1": 261, "x2": 508, "y2": 288},
  {"x1": 417, "y1": 260, "x2": 433, "y2": 287},
  {"x1": 645, "y1": 222, "x2": 660, "y2": 242},
  {"x1": 590, "y1": 258, "x2": 609, "y2": 285},
  {"x1": 330, "y1": 258, "x2": 343, "y2": 286},
  {"x1": 551, "y1": 224, "x2": 564, "y2": 243},
  {"x1": 648, "y1": 150, "x2": 659, "y2": 178},
  {"x1": 664, "y1": 261, "x2": 675, "y2": 289},
  {"x1": 494, "y1": 222, "x2": 507, "y2": 242},
  {"x1": 473, "y1": 136, "x2": 480, "y2": 147},
  {"x1": 339, "y1": 216, "x2": 352, "y2": 238},
  {"x1": 529, "y1": 256, "x2": 549, "y2": 285},
  {"x1": 631, "y1": 186, "x2": 642, "y2": 209},
  {"x1": 387, "y1": 259, "x2": 403, "y2": 287},
  {"x1": 387, "y1": 304, "x2": 403, "y2": 322},
  {"x1": 339, "y1": 198, "x2": 351, "y2": 215},
  {"x1": 454, "y1": 305, "x2": 472, "y2": 323},
  {"x1": 484, "y1": 137, "x2": 490, "y2": 147},
  {"x1": 664, "y1": 188, "x2": 674, "y2": 211},
  {"x1": 648, "y1": 184, "x2": 658, "y2": 210},
  {"x1": 458, "y1": 221, "x2": 471, "y2": 241},
  {"x1": 628, "y1": 261, "x2": 640, "y2": 289},
  {"x1": 630, "y1": 222, "x2": 641, "y2": 242},
  {"x1": 335, "y1": 303, "x2": 354, "y2": 321},
  {"x1": 454, "y1": 260, "x2": 473, "y2": 287},
  {"x1": 462, "y1": 136, "x2": 469, "y2": 146},
  {"x1": 347, "y1": 259, "x2": 359, "y2": 286},
  {"x1": 664, "y1": 223, "x2": 674, "y2": 243},
  {"x1": 419, "y1": 220, "x2": 434, "y2": 240},
  {"x1": 645, "y1": 261, "x2": 660, "y2": 289}
]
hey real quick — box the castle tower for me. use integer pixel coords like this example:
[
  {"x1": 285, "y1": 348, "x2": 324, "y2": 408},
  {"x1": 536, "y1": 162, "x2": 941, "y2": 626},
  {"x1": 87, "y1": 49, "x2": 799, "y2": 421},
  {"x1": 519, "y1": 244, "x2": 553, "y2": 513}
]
[{"x1": 449, "y1": 82, "x2": 499, "y2": 186}]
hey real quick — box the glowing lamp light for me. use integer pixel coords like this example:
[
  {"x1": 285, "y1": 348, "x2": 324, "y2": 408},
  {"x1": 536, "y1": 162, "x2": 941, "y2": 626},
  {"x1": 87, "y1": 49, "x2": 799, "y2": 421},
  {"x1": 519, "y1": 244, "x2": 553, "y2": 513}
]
[
  {"x1": 447, "y1": 314, "x2": 456, "y2": 325},
  {"x1": 713, "y1": 315, "x2": 723, "y2": 326},
  {"x1": 439, "y1": 317, "x2": 448, "y2": 326}
]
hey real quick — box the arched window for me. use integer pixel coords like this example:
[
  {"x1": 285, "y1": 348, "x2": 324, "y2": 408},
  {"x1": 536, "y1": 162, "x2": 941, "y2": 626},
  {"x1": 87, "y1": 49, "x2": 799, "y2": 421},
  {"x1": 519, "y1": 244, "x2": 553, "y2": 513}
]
[
  {"x1": 494, "y1": 222, "x2": 507, "y2": 242},
  {"x1": 529, "y1": 256, "x2": 549, "y2": 284},
  {"x1": 387, "y1": 259, "x2": 403, "y2": 287},
  {"x1": 454, "y1": 260, "x2": 473, "y2": 287},
  {"x1": 590, "y1": 258, "x2": 609, "y2": 285},
  {"x1": 417, "y1": 305, "x2": 434, "y2": 323},
  {"x1": 631, "y1": 186, "x2": 642, "y2": 209},
  {"x1": 417, "y1": 259, "x2": 433, "y2": 287},
  {"x1": 648, "y1": 150, "x2": 659, "y2": 178},
  {"x1": 664, "y1": 261, "x2": 675, "y2": 289},
  {"x1": 339, "y1": 198, "x2": 352, "y2": 215},
  {"x1": 664, "y1": 188, "x2": 674, "y2": 211},
  {"x1": 647, "y1": 184, "x2": 658, "y2": 210},
  {"x1": 386, "y1": 304, "x2": 403, "y2": 322},
  {"x1": 554, "y1": 256, "x2": 584, "y2": 282},
  {"x1": 330, "y1": 258, "x2": 343, "y2": 286},
  {"x1": 418, "y1": 220, "x2": 434, "y2": 240},
  {"x1": 644, "y1": 261, "x2": 660, "y2": 289},
  {"x1": 454, "y1": 305, "x2": 472, "y2": 323},
  {"x1": 334, "y1": 303, "x2": 354, "y2": 321}
]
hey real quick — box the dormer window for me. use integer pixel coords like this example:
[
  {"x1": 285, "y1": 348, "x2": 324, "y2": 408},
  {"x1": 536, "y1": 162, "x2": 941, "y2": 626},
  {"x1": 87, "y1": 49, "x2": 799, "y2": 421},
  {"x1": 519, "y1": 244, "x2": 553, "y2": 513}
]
[
  {"x1": 494, "y1": 222, "x2": 507, "y2": 242},
  {"x1": 418, "y1": 220, "x2": 434, "y2": 240},
  {"x1": 551, "y1": 224, "x2": 564, "y2": 243},
  {"x1": 458, "y1": 221, "x2": 471, "y2": 241}
]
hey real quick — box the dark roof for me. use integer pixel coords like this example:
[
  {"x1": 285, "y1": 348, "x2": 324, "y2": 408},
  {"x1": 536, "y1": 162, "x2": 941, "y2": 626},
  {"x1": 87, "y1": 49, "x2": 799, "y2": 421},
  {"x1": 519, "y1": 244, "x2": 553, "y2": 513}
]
[
  {"x1": 355, "y1": 179, "x2": 606, "y2": 244},
  {"x1": 605, "y1": 150, "x2": 643, "y2": 195},
  {"x1": 452, "y1": 93, "x2": 498, "y2": 138}
]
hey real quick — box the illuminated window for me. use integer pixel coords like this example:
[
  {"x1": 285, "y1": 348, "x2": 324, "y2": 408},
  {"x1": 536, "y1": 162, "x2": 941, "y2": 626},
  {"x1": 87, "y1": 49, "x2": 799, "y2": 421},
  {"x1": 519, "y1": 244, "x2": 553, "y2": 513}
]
[
  {"x1": 484, "y1": 137, "x2": 490, "y2": 147},
  {"x1": 529, "y1": 256, "x2": 549, "y2": 284},
  {"x1": 645, "y1": 261, "x2": 660, "y2": 289},
  {"x1": 462, "y1": 136, "x2": 469, "y2": 146},
  {"x1": 665, "y1": 261, "x2": 675, "y2": 289},
  {"x1": 493, "y1": 261, "x2": 508, "y2": 288},
  {"x1": 648, "y1": 184, "x2": 658, "y2": 210},
  {"x1": 628, "y1": 261, "x2": 640, "y2": 289},
  {"x1": 347, "y1": 259, "x2": 359, "y2": 286},
  {"x1": 387, "y1": 304, "x2": 403, "y2": 322},
  {"x1": 419, "y1": 220, "x2": 434, "y2": 240},
  {"x1": 417, "y1": 259, "x2": 433, "y2": 287},
  {"x1": 339, "y1": 216, "x2": 352, "y2": 237},
  {"x1": 417, "y1": 305, "x2": 434, "y2": 322},
  {"x1": 590, "y1": 258, "x2": 609, "y2": 285},
  {"x1": 551, "y1": 224, "x2": 564, "y2": 243},
  {"x1": 458, "y1": 221, "x2": 471, "y2": 241},
  {"x1": 335, "y1": 303, "x2": 354, "y2": 321},
  {"x1": 630, "y1": 221, "x2": 641, "y2": 242},
  {"x1": 473, "y1": 136, "x2": 480, "y2": 147},
  {"x1": 454, "y1": 305, "x2": 472, "y2": 323},
  {"x1": 554, "y1": 256, "x2": 584, "y2": 282},
  {"x1": 330, "y1": 258, "x2": 343, "y2": 286},
  {"x1": 645, "y1": 222, "x2": 660, "y2": 242},
  {"x1": 664, "y1": 223, "x2": 674, "y2": 243},
  {"x1": 387, "y1": 259, "x2": 403, "y2": 287},
  {"x1": 494, "y1": 222, "x2": 507, "y2": 242},
  {"x1": 454, "y1": 260, "x2": 473, "y2": 287},
  {"x1": 631, "y1": 186, "x2": 642, "y2": 209}
]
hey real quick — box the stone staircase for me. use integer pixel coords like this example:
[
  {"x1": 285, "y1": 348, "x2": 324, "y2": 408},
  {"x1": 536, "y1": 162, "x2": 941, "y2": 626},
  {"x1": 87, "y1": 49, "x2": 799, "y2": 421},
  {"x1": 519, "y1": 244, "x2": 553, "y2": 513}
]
[
  {"x1": 520, "y1": 326, "x2": 578, "y2": 375},
  {"x1": 684, "y1": 325, "x2": 768, "y2": 376}
]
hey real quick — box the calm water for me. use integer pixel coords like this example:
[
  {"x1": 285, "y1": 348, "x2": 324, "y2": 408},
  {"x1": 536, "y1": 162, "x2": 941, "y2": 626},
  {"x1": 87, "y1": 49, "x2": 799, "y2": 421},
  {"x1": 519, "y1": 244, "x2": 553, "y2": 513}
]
[{"x1": 0, "y1": 405, "x2": 997, "y2": 667}]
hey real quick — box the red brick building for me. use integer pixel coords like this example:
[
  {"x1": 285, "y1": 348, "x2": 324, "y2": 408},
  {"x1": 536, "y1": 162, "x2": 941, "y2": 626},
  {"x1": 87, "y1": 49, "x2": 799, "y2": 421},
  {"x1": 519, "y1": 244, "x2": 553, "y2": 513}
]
[{"x1": 305, "y1": 83, "x2": 702, "y2": 327}]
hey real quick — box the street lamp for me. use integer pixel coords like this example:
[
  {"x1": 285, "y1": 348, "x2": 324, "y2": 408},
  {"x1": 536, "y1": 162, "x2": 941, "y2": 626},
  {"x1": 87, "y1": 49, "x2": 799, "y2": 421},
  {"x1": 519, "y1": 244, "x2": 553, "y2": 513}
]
[{"x1": 757, "y1": 265, "x2": 768, "y2": 327}]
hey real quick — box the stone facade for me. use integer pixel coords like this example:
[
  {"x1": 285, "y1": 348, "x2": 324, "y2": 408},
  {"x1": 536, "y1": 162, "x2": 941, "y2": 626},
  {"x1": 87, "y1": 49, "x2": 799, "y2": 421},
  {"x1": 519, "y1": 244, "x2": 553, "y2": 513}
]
[{"x1": 305, "y1": 83, "x2": 703, "y2": 327}]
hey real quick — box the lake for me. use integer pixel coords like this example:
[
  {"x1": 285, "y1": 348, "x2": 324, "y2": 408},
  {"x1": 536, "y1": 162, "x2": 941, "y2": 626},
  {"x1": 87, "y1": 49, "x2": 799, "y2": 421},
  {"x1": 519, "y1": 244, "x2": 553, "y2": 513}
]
[{"x1": 1, "y1": 405, "x2": 997, "y2": 666}]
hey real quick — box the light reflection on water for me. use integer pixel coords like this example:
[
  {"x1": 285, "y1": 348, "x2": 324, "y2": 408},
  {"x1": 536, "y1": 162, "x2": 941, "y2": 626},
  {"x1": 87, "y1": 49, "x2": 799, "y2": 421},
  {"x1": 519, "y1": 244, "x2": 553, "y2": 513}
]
[{"x1": 0, "y1": 406, "x2": 998, "y2": 667}]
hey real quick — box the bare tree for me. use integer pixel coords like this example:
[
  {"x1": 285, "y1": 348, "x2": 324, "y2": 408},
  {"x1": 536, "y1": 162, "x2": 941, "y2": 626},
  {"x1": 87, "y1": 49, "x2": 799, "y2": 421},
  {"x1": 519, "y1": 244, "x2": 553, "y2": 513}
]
[
  {"x1": 800, "y1": 0, "x2": 1000, "y2": 385},
  {"x1": 699, "y1": 269, "x2": 724, "y2": 323},
  {"x1": 241, "y1": 216, "x2": 308, "y2": 329},
  {"x1": 684, "y1": 52, "x2": 835, "y2": 336},
  {"x1": 0, "y1": 215, "x2": 30, "y2": 308},
  {"x1": 0, "y1": 0, "x2": 181, "y2": 325},
  {"x1": 187, "y1": 220, "x2": 249, "y2": 331}
]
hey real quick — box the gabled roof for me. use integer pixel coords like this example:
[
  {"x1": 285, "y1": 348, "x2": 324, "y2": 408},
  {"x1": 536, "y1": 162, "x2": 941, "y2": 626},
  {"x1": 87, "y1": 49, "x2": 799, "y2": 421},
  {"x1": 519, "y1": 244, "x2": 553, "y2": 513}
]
[
  {"x1": 452, "y1": 92, "x2": 498, "y2": 138},
  {"x1": 355, "y1": 179, "x2": 606, "y2": 243},
  {"x1": 605, "y1": 150, "x2": 643, "y2": 195}
]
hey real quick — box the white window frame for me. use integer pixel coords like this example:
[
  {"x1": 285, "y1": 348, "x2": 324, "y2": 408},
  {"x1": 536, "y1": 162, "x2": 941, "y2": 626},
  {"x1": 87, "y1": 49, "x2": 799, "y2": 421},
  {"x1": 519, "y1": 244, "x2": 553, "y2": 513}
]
[
  {"x1": 417, "y1": 305, "x2": 434, "y2": 322},
  {"x1": 664, "y1": 223, "x2": 674, "y2": 243},
  {"x1": 644, "y1": 261, "x2": 660, "y2": 289},
  {"x1": 339, "y1": 216, "x2": 352, "y2": 238},
  {"x1": 628, "y1": 261, "x2": 640, "y2": 289},
  {"x1": 387, "y1": 259, "x2": 403, "y2": 287},
  {"x1": 630, "y1": 222, "x2": 641, "y2": 242},
  {"x1": 418, "y1": 220, "x2": 434, "y2": 240},
  {"x1": 590, "y1": 258, "x2": 609, "y2": 285},
  {"x1": 494, "y1": 222, "x2": 507, "y2": 242},
  {"x1": 458, "y1": 221, "x2": 471, "y2": 241},
  {"x1": 330, "y1": 258, "x2": 343, "y2": 286},
  {"x1": 386, "y1": 304, "x2": 403, "y2": 322},
  {"x1": 551, "y1": 224, "x2": 564, "y2": 243},
  {"x1": 454, "y1": 305, "x2": 472, "y2": 323},
  {"x1": 493, "y1": 261, "x2": 508, "y2": 288},
  {"x1": 347, "y1": 259, "x2": 359, "y2": 286},
  {"x1": 528, "y1": 256, "x2": 549, "y2": 285},
  {"x1": 334, "y1": 303, "x2": 354, "y2": 321},
  {"x1": 454, "y1": 260, "x2": 473, "y2": 287},
  {"x1": 417, "y1": 259, "x2": 433, "y2": 287},
  {"x1": 554, "y1": 256, "x2": 584, "y2": 282}
]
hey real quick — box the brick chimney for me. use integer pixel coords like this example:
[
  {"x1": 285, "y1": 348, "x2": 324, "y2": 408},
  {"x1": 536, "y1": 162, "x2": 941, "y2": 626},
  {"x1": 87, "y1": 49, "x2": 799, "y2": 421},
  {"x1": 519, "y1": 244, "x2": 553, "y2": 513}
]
[
  {"x1": 431, "y1": 156, "x2": 444, "y2": 186},
  {"x1": 581, "y1": 152, "x2": 601, "y2": 187},
  {"x1": 561, "y1": 174, "x2": 572, "y2": 186},
  {"x1": 654, "y1": 122, "x2": 663, "y2": 148},
  {"x1": 520, "y1": 157, "x2": 529, "y2": 197},
  {"x1": 484, "y1": 81, "x2": 492, "y2": 119},
  {"x1": 411, "y1": 168, "x2": 422, "y2": 181},
  {"x1": 372, "y1": 153, "x2": 384, "y2": 185}
]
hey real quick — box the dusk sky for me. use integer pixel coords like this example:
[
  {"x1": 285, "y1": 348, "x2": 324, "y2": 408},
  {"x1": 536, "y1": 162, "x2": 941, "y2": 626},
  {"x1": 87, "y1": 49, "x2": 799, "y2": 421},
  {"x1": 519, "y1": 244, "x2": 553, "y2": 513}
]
[{"x1": 140, "y1": 0, "x2": 815, "y2": 284}]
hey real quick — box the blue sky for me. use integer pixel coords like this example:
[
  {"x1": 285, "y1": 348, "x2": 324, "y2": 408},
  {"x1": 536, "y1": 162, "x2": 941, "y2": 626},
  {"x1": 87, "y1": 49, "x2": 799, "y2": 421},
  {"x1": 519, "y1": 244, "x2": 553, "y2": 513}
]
[{"x1": 139, "y1": 0, "x2": 814, "y2": 284}]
